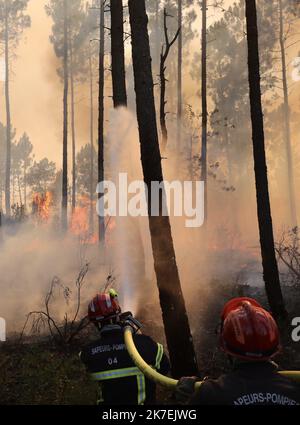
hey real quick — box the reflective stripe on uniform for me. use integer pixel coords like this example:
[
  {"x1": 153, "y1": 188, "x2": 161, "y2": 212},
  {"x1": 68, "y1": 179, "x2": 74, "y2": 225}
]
[
  {"x1": 97, "y1": 383, "x2": 104, "y2": 405},
  {"x1": 155, "y1": 343, "x2": 164, "y2": 370},
  {"x1": 90, "y1": 366, "x2": 146, "y2": 405},
  {"x1": 136, "y1": 373, "x2": 146, "y2": 405},
  {"x1": 90, "y1": 366, "x2": 143, "y2": 381}
]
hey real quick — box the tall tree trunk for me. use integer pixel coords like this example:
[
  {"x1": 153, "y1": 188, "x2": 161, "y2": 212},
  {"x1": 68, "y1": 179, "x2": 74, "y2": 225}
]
[
  {"x1": 278, "y1": 0, "x2": 297, "y2": 226},
  {"x1": 200, "y1": 0, "x2": 207, "y2": 225},
  {"x1": 4, "y1": 3, "x2": 11, "y2": 217},
  {"x1": 18, "y1": 175, "x2": 22, "y2": 206},
  {"x1": 12, "y1": 176, "x2": 15, "y2": 206},
  {"x1": 160, "y1": 9, "x2": 180, "y2": 152},
  {"x1": 224, "y1": 120, "x2": 239, "y2": 232},
  {"x1": 70, "y1": 44, "x2": 76, "y2": 212},
  {"x1": 245, "y1": 0, "x2": 287, "y2": 320},
  {"x1": 24, "y1": 164, "x2": 27, "y2": 209},
  {"x1": 98, "y1": 0, "x2": 105, "y2": 242},
  {"x1": 189, "y1": 134, "x2": 193, "y2": 180},
  {"x1": 89, "y1": 48, "x2": 94, "y2": 234},
  {"x1": 128, "y1": 0, "x2": 198, "y2": 378},
  {"x1": 160, "y1": 54, "x2": 168, "y2": 150},
  {"x1": 154, "y1": 0, "x2": 160, "y2": 70},
  {"x1": 176, "y1": 0, "x2": 182, "y2": 152},
  {"x1": 110, "y1": 0, "x2": 127, "y2": 108},
  {"x1": 62, "y1": 0, "x2": 69, "y2": 231}
]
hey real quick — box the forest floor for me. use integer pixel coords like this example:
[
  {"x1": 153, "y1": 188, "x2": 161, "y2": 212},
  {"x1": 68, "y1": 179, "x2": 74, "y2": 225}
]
[{"x1": 0, "y1": 281, "x2": 299, "y2": 405}]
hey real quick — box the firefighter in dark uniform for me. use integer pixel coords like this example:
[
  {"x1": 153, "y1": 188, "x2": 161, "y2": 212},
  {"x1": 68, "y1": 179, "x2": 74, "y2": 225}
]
[
  {"x1": 176, "y1": 297, "x2": 300, "y2": 405},
  {"x1": 80, "y1": 290, "x2": 170, "y2": 405}
]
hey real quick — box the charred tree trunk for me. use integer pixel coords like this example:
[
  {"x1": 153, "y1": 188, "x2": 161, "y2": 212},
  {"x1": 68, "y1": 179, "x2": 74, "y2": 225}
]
[
  {"x1": 160, "y1": 9, "x2": 180, "y2": 152},
  {"x1": 200, "y1": 0, "x2": 207, "y2": 225},
  {"x1": 62, "y1": 0, "x2": 69, "y2": 231},
  {"x1": 89, "y1": 48, "x2": 94, "y2": 234},
  {"x1": 98, "y1": 0, "x2": 105, "y2": 242},
  {"x1": 4, "y1": 3, "x2": 11, "y2": 216},
  {"x1": 17, "y1": 175, "x2": 23, "y2": 207},
  {"x1": 24, "y1": 164, "x2": 27, "y2": 209},
  {"x1": 278, "y1": 0, "x2": 297, "y2": 227},
  {"x1": 12, "y1": 176, "x2": 15, "y2": 206},
  {"x1": 154, "y1": 0, "x2": 160, "y2": 70},
  {"x1": 70, "y1": 45, "x2": 76, "y2": 212},
  {"x1": 177, "y1": 0, "x2": 182, "y2": 152},
  {"x1": 245, "y1": 0, "x2": 287, "y2": 320},
  {"x1": 159, "y1": 58, "x2": 167, "y2": 151},
  {"x1": 110, "y1": 0, "x2": 127, "y2": 108},
  {"x1": 128, "y1": 0, "x2": 198, "y2": 378}
]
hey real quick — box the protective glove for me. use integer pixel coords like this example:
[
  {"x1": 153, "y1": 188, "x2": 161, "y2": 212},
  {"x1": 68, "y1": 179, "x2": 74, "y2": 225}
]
[{"x1": 175, "y1": 376, "x2": 198, "y2": 405}]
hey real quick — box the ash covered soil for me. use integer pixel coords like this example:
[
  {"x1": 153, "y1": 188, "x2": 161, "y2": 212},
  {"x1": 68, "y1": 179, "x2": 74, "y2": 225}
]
[{"x1": 0, "y1": 282, "x2": 299, "y2": 405}]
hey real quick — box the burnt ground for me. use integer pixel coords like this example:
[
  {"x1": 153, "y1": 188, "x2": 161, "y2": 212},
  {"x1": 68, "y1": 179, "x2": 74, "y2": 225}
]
[{"x1": 0, "y1": 282, "x2": 299, "y2": 405}]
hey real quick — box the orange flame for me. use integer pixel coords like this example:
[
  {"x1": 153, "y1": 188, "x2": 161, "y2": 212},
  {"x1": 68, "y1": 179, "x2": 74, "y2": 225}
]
[
  {"x1": 32, "y1": 192, "x2": 53, "y2": 222},
  {"x1": 70, "y1": 196, "x2": 97, "y2": 244}
]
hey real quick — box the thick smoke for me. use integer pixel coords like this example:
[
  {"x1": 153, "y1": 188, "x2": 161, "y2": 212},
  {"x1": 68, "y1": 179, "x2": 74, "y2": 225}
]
[{"x1": 0, "y1": 221, "x2": 108, "y2": 333}]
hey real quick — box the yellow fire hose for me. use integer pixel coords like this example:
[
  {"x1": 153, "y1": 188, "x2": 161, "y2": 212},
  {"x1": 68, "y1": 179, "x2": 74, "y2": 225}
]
[
  {"x1": 124, "y1": 326, "x2": 202, "y2": 389},
  {"x1": 124, "y1": 326, "x2": 300, "y2": 390}
]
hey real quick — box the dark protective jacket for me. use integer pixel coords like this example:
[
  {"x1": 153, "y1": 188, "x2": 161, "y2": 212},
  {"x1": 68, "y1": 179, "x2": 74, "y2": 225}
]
[
  {"x1": 189, "y1": 362, "x2": 300, "y2": 405},
  {"x1": 80, "y1": 325, "x2": 170, "y2": 405}
]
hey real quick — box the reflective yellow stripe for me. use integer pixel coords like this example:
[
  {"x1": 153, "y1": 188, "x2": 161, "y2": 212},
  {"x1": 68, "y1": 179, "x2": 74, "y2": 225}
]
[
  {"x1": 90, "y1": 366, "x2": 143, "y2": 381},
  {"x1": 155, "y1": 343, "x2": 163, "y2": 370},
  {"x1": 136, "y1": 374, "x2": 146, "y2": 405},
  {"x1": 97, "y1": 383, "x2": 104, "y2": 404},
  {"x1": 91, "y1": 366, "x2": 146, "y2": 405}
]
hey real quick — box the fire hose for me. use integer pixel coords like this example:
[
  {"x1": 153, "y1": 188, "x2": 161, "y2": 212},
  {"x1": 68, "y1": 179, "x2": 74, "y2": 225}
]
[{"x1": 123, "y1": 321, "x2": 300, "y2": 390}]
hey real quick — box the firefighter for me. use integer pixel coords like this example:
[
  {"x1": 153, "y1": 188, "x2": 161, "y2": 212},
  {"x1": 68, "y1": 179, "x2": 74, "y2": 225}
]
[
  {"x1": 176, "y1": 297, "x2": 300, "y2": 405},
  {"x1": 80, "y1": 290, "x2": 170, "y2": 405}
]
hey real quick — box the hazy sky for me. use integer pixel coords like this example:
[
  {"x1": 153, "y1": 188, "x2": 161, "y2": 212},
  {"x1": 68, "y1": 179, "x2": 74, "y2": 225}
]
[
  {"x1": 0, "y1": 0, "x2": 298, "y2": 168},
  {"x1": 0, "y1": 0, "x2": 230, "y2": 167},
  {"x1": 0, "y1": 1, "x2": 63, "y2": 162}
]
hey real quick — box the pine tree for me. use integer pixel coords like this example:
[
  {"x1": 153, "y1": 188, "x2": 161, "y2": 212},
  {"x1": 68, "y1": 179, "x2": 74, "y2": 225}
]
[
  {"x1": 245, "y1": 0, "x2": 287, "y2": 320},
  {"x1": 128, "y1": 0, "x2": 198, "y2": 377},
  {"x1": 110, "y1": 0, "x2": 127, "y2": 107},
  {"x1": 0, "y1": 0, "x2": 30, "y2": 216}
]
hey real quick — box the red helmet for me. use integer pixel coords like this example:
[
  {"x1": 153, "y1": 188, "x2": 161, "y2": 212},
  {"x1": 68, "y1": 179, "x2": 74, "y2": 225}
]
[
  {"x1": 219, "y1": 297, "x2": 280, "y2": 361},
  {"x1": 88, "y1": 291, "x2": 121, "y2": 323}
]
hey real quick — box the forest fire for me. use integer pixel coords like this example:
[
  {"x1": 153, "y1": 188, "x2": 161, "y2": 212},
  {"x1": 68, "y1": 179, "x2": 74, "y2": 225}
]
[
  {"x1": 70, "y1": 196, "x2": 97, "y2": 244},
  {"x1": 32, "y1": 192, "x2": 53, "y2": 222},
  {"x1": 1, "y1": 0, "x2": 300, "y2": 410}
]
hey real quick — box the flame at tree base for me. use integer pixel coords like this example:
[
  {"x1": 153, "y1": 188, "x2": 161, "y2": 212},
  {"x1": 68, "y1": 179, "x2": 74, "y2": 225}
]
[
  {"x1": 32, "y1": 192, "x2": 53, "y2": 223},
  {"x1": 70, "y1": 196, "x2": 98, "y2": 244}
]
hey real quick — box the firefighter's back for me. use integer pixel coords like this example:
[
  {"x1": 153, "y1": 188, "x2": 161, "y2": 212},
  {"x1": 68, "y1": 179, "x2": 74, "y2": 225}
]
[
  {"x1": 80, "y1": 325, "x2": 169, "y2": 405},
  {"x1": 190, "y1": 362, "x2": 300, "y2": 405}
]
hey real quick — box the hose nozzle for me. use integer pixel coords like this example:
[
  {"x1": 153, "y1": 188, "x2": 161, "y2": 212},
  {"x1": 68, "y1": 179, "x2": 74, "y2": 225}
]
[{"x1": 119, "y1": 312, "x2": 142, "y2": 333}]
